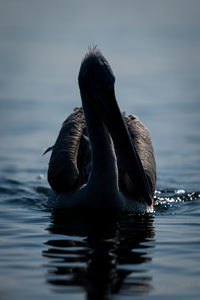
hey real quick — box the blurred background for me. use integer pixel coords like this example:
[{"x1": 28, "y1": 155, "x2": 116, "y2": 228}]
[{"x1": 0, "y1": 0, "x2": 200, "y2": 189}]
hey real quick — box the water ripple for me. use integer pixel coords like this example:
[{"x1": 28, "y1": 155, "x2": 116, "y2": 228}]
[
  {"x1": 154, "y1": 189, "x2": 200, "y2": 215},
  {"x1": 42, "y1": 213, "x2": 155, "y2": 298}
]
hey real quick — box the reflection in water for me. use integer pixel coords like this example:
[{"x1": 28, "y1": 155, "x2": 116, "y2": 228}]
[{"x1": 43, "y1": 211, "x2": 155, "y2": 299}]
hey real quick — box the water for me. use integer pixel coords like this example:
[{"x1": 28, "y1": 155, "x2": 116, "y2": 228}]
[{"x1": 0, "y1": 1, "x2": 200, "y2": 299}]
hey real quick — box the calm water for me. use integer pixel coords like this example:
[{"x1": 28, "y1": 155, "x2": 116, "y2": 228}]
[{"x1": 0, "y1": 1, "x2": 200, "y2": 299}]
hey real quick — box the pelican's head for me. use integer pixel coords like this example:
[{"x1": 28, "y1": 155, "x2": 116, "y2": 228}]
[
  {"x1": 78, "y1": 47, "x2": 119, "y2": 130},
  {"x1": 78, "y1": 46, "x2": 115, "y2": 96}
]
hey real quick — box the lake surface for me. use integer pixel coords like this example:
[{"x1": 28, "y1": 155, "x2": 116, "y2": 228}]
[{"x1": 0, "y1": 1, "x2": 200, "y2": 299}]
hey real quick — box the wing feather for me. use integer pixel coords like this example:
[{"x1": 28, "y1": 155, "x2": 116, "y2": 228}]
[
  {"x1": 48, "y1": 107, "x2": 87, "y2": 192},
  {"x1": 120, "y1": 114, "x2": 156, "y2": 198},
  {"x1": 47, "y1": 108, "x2": 156, "y2": 199}
]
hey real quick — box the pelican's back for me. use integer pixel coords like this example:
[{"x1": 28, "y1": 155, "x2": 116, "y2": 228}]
[{"x1": 47, "y1": 108, "x2": 156, "y2": 199}]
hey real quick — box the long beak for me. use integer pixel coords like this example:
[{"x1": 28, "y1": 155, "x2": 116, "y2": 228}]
[{"x1": 85, "y1": 89, "x2": 152, "y2": 206}]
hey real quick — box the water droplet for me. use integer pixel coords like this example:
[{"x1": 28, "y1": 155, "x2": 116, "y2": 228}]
[{"x1": 37, "y1": 174, "x2": 44, "y2": 180}]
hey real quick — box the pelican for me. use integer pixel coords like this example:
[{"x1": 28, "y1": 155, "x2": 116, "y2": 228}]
[{"x1": 46, "y1": 47, "x2": 156, "y2": 213}]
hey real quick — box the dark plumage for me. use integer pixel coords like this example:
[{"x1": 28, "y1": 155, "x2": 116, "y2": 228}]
[
  {"x1": 48, "y1": 108, "x2": 156, "y2": 197},
  {"x1": 46, "y1": 47, "x2": 156, "y2": 212}
]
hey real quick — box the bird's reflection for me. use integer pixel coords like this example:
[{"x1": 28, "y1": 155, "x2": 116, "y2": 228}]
[{"x1": 43, "y1": 210, "x2": 155, "y2": 299}]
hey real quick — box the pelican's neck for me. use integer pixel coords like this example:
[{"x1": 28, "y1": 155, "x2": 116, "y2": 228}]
[{"x1": 81, "y1": 95, "x2": 119, "y2": 190}]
